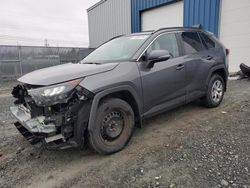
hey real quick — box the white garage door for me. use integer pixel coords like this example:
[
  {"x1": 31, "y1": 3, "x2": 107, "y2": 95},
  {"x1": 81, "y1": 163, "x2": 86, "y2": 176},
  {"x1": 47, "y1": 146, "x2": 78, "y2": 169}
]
[
  {"x1": 220, "y1": 0, "x2": 250, "y2": 72},
  {"x1": 141, "y1": 1, "x2": 184, "y2": 31}
]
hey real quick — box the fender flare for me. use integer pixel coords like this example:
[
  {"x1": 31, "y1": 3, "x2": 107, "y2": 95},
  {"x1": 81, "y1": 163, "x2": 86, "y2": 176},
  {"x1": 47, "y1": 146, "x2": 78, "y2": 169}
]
[
  {"x1": 87, "y1": 85, "x2": 142, "y2": 132},
  {"x1": 205, "y1": 64, "x2": 228, "y2": 89}
]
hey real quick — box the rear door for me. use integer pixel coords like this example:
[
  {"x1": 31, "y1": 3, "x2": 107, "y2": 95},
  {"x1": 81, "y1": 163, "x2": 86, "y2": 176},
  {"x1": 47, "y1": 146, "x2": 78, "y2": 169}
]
[
  {"x1": 178, "y1": 31, "x2": 215, "y2": 102},
  {"x1": 199, "y1": 31, "x2": 225, "y2": 67}
]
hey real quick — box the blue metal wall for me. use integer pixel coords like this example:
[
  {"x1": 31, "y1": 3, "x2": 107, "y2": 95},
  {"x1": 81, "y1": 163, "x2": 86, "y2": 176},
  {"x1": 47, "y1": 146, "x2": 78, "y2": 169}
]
[
  {"x1": 184, "y1": 0, "x2": 220, "y2": 36},
  {"x1": 131, "y1": 0, "x2": 221, "y2": 36}
]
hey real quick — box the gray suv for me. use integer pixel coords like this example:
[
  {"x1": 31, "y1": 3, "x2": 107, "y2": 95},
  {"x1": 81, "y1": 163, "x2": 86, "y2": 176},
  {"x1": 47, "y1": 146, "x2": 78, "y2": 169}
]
[{"x1": 10, "y1": 27, "x2": 229, "y2": 154}]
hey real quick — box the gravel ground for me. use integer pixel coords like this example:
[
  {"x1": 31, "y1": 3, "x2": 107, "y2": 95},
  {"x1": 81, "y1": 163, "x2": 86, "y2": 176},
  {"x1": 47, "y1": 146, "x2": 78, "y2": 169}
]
[{"x1": 0, "y1": 79, "x2": 250, "y2": 188}]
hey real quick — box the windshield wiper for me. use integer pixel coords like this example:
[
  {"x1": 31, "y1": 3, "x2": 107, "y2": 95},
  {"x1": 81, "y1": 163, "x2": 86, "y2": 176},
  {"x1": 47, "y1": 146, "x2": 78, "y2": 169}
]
[{"x1": 82, "y1": 62, "x2": 101, "y2": 65}]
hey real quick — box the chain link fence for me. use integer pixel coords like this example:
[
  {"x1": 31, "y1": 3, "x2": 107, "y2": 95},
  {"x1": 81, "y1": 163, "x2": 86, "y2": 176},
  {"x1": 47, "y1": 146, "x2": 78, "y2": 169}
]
[{"x1": 0, "y1": 45, "x2": 94, "y2": 82}]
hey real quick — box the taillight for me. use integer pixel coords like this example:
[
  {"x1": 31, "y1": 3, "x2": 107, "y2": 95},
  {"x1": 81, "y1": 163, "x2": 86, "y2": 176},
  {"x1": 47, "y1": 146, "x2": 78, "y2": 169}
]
[{"x1": 226, "y1": 48, "x2": 230, "y2": 56}]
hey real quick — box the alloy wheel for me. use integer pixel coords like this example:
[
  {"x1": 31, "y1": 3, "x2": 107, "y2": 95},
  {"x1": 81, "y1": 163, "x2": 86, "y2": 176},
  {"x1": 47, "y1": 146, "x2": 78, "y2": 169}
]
[{"x1": 211, "y1": 80, "x2": 223, "y2": 103}]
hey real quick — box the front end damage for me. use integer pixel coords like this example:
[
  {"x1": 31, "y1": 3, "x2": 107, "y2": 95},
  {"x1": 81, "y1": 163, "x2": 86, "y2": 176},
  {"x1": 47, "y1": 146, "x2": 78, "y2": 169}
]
[{"x1": 10, "y1": 81, "x2": 93, "y2": 149}]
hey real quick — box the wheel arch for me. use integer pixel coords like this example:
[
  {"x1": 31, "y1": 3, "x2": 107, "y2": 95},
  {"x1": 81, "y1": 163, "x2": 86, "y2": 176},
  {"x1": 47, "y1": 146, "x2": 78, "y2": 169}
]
[
  {"x1": 206, "y1": 65, "x2": 228, "y2": 91},
  {"x1": 88, "y1": 85, "x2": 143, "y2": 133}
]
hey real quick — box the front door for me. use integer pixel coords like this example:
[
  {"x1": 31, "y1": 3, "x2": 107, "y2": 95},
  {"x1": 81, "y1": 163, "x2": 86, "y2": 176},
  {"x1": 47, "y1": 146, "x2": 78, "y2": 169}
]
[{"x1": 138, "y1": 32, "x2": 187, "y2": 116}]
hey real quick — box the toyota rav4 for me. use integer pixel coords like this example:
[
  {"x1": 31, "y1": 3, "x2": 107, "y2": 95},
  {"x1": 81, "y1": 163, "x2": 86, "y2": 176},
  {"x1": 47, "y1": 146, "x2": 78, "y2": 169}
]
[{"x1": 10, "y1": 27, "x2": 229, "y2": 154}]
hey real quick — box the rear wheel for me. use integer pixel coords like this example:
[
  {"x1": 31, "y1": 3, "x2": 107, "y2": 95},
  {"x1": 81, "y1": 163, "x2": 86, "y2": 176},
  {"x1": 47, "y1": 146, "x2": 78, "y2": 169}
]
[
  {"x1": 88, "y1": 98, "x2": 134, "y2": 154},
  {"x1": 202, "y1": 74, "x2": 225, "y2": 108}
]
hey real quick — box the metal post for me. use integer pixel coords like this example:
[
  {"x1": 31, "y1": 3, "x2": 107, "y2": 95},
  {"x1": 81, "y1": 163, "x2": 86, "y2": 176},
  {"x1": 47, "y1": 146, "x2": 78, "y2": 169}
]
[
  {"x1": 57, "y1": 45, "x2": 60, "y2": 64},
  {"x1": 18, "y1": 46, "x2": 23, "y2": 76}
]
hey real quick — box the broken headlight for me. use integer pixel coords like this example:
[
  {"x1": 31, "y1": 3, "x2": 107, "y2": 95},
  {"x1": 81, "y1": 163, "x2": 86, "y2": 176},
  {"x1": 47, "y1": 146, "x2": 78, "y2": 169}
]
[{"x1": 28, "y1": 79, "x2": 82, "y2": 106}]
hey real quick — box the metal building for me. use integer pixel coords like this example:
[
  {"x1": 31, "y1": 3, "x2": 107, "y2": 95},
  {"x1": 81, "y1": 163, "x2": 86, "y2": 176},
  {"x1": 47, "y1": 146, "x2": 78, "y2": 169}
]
[
  {"x1": 88, "y1": 0, "x2": 250, "y2": 72},
  {"x1": 87, "y1": 0, "x2": 131, "y2": 48}
]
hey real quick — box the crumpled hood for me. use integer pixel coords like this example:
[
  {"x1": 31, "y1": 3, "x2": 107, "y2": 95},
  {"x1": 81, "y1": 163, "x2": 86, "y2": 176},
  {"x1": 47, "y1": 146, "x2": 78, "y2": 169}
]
[{"x1": 18, "y1": 62, "x2": 118, "y2": 86}]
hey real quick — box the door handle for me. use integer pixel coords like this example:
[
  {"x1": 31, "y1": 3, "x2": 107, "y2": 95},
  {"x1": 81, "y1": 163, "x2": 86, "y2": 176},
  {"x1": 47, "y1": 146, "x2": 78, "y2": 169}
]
[
  {"x1": 176, "y1": 64, "x2": 184, "y2": 71},
  {"x1": 202, "y1": 55, "x2": 213, "y2": 61}
]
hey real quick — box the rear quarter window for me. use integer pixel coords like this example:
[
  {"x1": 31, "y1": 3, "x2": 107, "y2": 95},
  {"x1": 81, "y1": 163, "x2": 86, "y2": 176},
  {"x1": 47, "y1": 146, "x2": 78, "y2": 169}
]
[
  {"x1": 181, "y1": 32, "x2": 204, "y2": 55},
  {"x1": 199, "y1": 32, "x2": 216, "y2": 49}
]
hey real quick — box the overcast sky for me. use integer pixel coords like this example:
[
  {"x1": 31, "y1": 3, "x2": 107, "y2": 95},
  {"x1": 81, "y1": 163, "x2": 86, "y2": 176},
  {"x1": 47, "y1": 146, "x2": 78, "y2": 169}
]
[{"x1": 0, "y1": 0, "x2": 100, "y2": 47}]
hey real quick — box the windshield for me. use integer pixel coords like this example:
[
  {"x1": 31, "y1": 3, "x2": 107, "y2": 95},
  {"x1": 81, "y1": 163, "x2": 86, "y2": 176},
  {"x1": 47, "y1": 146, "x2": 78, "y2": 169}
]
[{"x1": 81, "y1": 35, "x2": 149, "y2": 63}]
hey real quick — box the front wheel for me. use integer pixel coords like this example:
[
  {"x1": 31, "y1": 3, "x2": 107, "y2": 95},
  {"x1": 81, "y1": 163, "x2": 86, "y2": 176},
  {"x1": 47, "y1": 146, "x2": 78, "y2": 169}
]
[
  {"x1": 202, "y1": 74, "x2": 225, "y2": 108},
  {"x1": 88, "y1": 98, "x2": 134, "y2": 154}
]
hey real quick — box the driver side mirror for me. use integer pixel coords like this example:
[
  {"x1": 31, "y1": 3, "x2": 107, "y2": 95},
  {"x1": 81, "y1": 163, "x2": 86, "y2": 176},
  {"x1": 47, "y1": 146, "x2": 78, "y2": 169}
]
[{"x1": 145, "y1": 50, "x2": 171, "y2": 68}]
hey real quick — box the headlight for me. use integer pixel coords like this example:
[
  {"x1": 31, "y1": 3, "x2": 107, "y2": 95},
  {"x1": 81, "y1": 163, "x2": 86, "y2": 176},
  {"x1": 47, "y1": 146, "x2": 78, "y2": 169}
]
[
  {"x1": 42, "y1": 86, "x2": 66, "y2": 97},
  {"x1": 28, "y1": 79, "x2": 82, "y2": 106}
]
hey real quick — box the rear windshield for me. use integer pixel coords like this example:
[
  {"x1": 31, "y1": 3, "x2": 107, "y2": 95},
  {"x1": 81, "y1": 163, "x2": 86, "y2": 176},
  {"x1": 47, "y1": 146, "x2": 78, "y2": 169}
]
[{"x1": 81, "y1": 35, "x2": 149, "y2": 63}]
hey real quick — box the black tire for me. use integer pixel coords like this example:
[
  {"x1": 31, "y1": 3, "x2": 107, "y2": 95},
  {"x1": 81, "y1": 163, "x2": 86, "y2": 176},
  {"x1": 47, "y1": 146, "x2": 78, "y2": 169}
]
[
  {"x1": 202, "y1": 74, "x2": 225, "y2": 108},
  {"x1": 88, "y1": 98, "x2": 135, "y2": 154}
]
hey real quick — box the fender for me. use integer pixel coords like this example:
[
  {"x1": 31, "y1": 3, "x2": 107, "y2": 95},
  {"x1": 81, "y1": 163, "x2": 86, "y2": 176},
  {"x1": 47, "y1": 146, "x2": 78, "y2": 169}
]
[
  {"x1": 87, "y1": 85, "x2": 142, "y2": 132},
  {"x1": 205, "y1": 64, "x2": 229, "y2": 90}
]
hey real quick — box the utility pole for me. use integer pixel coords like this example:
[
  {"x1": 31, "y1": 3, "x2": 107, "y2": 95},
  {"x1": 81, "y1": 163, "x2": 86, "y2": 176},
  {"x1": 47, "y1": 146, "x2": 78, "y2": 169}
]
[{"x1": 44, "y1": 39, "x2": 49, "y2": 47}]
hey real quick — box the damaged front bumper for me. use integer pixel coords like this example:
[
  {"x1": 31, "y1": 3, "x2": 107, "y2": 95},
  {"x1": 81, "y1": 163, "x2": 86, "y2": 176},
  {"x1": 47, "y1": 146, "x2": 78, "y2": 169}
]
[
  {"x1": 10, "y1": 105, "x2": 56, "y2": 134},
  {"x1": 10, "y1": 82, "x2": 93, "y2": 150}
]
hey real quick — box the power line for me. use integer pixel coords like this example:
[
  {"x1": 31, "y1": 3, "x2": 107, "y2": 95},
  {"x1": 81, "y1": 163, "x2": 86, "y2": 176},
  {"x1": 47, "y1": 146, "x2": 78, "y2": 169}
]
[
  {"x1": 0, "y1": 34, "x2": 85, "y2": 43},
  {"x1": 0, "y1": 40, "x2": 88, "y2": 48},
  {"x1": 0, "y1": 37, "x2": 87, "y2": 47}
]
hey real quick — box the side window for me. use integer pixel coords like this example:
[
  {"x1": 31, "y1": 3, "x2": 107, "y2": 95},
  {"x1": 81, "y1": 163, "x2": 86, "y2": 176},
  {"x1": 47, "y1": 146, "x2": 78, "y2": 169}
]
[
  {"x1": 147, "y1": 33, "x2": 179, "y2": 58},
  {"x1": 181, "y1": 32, "x2": 203, "y2": 55},
  {"x1": 199, "y1": 32, "x2": 216, "y2": 49}
]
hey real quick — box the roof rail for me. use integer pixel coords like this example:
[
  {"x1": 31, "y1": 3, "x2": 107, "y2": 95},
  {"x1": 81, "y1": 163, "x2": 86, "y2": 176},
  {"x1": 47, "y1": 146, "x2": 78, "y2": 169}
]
[{"x1": 153, "y1": 26, "x2": 202, "y2": 34}]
